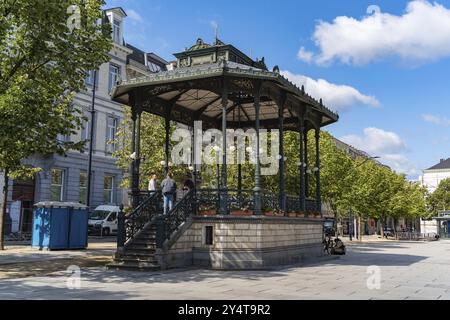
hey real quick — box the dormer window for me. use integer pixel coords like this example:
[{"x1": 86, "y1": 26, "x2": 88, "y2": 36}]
[{"x1": 112, "y1": 19, "x2": 121, "y2": 44}]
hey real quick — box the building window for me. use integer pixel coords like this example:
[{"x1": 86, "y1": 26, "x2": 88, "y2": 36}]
[
  {"x1": 79, "y1": 171, "x2": 87, "y2": 204},
  {"x1": 106, "y1": 116, "x2": 118, "y2": 153},
  {"x1": 103, "y1": 175, "x2": 114, "y2": 204},
  {"x1": 112, "y1": 19, "x2": 121, "y2": 44},
  {"x1": 109, "y1": 64, "x2": 120, "y2": 93},
  {"x1": 85, "y1": 70, "x2": 98, "y2": 87},
  {"x1": 51, "y1": 169, "x2": 64, "y2": 202}
]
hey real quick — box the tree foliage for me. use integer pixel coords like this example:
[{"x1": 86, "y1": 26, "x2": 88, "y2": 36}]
[
  {"x1": 427, "y1": 178, "x2": 450, "y2": 216},
  {"x1": 115, "y1": 111, "x2": 427, "y2": 224},
  {"x1": 0, "y1": 0, "x2": 112, "y2": 248},
  {"x1": 0, "y1": 0, "x2": 111, "y2": 176}
]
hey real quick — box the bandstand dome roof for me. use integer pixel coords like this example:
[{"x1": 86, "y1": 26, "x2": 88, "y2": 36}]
[{"x1": 111, "y1": 38, "x2": 339, "y2": 132}]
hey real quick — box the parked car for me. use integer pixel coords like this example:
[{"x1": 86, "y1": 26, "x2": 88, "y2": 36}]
[
  {"x1": 323, "y1": 219, "x2": 335, "y2": 236},
  {"x1": 88, "y1": 205, "x2": 120, "y2": 236}
]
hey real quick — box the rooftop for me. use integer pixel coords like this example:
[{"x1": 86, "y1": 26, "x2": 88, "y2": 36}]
[{"x1": 426, "y1": 158, "x2": 450, "y2": 171}]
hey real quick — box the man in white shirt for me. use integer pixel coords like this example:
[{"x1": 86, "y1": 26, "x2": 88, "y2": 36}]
[{"x1": 148, "y1": 174, "x2": 157, "y2": 192}]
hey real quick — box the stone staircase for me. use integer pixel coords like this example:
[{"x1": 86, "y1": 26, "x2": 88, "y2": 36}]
[
  {"x1": 107, "y1": 190, "x2": 194, "y2": 272},
  {"x1": 108, "y1": 224, "x2": 160, "y2": 271}
]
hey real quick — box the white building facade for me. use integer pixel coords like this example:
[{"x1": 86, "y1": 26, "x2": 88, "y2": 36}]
[{"x1": 421, "y1": 158, "x2": 450, "y2": 194}]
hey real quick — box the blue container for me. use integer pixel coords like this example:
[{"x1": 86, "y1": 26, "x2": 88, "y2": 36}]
[{"x1": 32, "y1": 202, "x2": 89, "y2": 250}]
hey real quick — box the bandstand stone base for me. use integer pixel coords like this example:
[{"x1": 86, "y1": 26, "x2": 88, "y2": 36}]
[{"x1": 157, "y1": 216, "x2": 325, "y2": 270}]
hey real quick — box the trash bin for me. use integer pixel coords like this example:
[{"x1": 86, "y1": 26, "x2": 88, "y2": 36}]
[{"x1": 32, "y1": 202, "x2": 89, "y2": 250}]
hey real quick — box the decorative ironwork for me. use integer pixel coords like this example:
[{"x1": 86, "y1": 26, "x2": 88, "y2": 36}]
[
  {"x1": 286, "y1": 195, "x2": 301, "y2": 213},
  {"x1": 197, "y1": 189, "x2": 255, "y2": 214},
  {"x1": 261, "y1": 190, "x2": 281, "y2": 213},
  {"x1": 160, "y1": 190, "x2": 195, "y2": 244},
  {"x1": 306, "y1": 199, "x2": 318, "y2": 212},
  {"x1": 123, "y1": 191, "x2": 162, "y2": 245}
]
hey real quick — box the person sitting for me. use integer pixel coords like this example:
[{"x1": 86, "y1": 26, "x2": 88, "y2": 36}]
[{"x1": 331, "y1": 238, "x2": 346, "y2": 255}]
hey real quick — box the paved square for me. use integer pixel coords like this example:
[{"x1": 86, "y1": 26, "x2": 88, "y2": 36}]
[{"x1": 1, "y1": 240, "x2": 450, "y2": 300}]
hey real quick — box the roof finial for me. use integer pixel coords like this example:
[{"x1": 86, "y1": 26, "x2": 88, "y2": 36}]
[
  {"x1": 301, "y1": 85, "x2": 305, "y2": 93},
  {"x1": 320, "y1": 98, "x2": 323, "y2": 105},
  {"x1": 215, "y1": 24, "x2": 219, "y2": 44}
]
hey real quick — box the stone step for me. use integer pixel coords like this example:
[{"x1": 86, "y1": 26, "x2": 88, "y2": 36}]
[
  {"x1": 117, "y1": 256, "x2": 158, "y2": 264},
  {"x1": 138, "y1": 231, "x2": 156, "y2": 237},
  {"x1": 107, "y1": 261, "x2": 160, "y2": 272},
  {"x1": 116, "y1": 252, "x2": 155, "y2": 260},
  {"x1": 126, "y1": 243, "x2": 157, "y2": 250},
  {"x1": 127, "y1": 239, "x2": 156, "y2": 248},
  {"x1": 122, "y1": 248, "x2": 156, "y2": 255},
  {"x1": 132, "y1": 236, "x2": 156, "y2": 242}
]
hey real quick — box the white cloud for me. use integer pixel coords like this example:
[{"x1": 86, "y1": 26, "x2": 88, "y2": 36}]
[
  {"x1": 126, "y1": 9, "x2": 143, "y2": 23},
  {"x1": 340, "y1": 127, "x2": 418, "y2": 176},
  {"x1": 341, "y1": 127, "x2": 405, "y2": 154},
  {"x1": 303, "y1": 1, "x2": 450, "y2": 66},
  {"x1": 281, "y1": 70, "x2": 379, "y2": 111},
  {"x1": 422, "y1": 114, "x2": 450, "y2": 126},
  {"x1": 297, "y1": 47, "x2": 314, "y2": 63}
]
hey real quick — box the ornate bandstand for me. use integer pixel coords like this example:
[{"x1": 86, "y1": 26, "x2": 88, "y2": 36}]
[{"x1": 109, "y1": 38, "x2": 339, "y2": 270}]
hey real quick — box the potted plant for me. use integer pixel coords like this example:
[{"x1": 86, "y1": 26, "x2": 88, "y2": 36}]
[
  {"x1": 296, "y1": 211, "x2": 305, "y2": 218},
  {"x1": 288, "y1": 212, "x2": 297, "y2": 218},
  {"x1": 198, "y1": 204, "x2": 217, "y2": 216},
  {"x1": 312, "y1": 211, "x2": 322, "y2": 218},
  {"x1": 231, "y1": 204, "x2": 253, "y2": 216}
]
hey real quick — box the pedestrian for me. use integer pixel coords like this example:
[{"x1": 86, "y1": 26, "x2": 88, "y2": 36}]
[
  {"x1": 161, "y1": 172, "x2": 177, "y2": 215},
  {"x1": 148, "y1": 174, "x2": 157, "y2": 193},
  {"x1": 183, "y1": 173, "x2": 194, "y2": 191}
]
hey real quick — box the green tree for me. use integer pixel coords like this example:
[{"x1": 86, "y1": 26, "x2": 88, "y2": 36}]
[
  {"x1": 0, "y1": 0, "x2": 112, "y2": 249},
  {"x1": 427, "y1": 178, "x2": 450, "y2": 216}
]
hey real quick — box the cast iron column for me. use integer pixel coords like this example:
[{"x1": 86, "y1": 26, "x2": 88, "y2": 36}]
[
  {"x1": 219, "y1": 79, "x2": 228, "y2": 215},
  {"x1": 164, "y1": 112, "x2": 170, "y2": 175},
  {"x1": 304, "y1": 127, "x2": 309, "y2": 199},
  {"x1": 237, "y1": 104, "x2": 242, "y2": 195},
  {"x1": 299, "y1": 116, "x2": 306, "y2": 212},
  {"x1": 130, "y1": 107, "x2": 137, "y2": 209},
  {"x1": 254, "y1": 83, "x2": 262, "y2": 215},
  {"x1": 315, "y1": 127, "x2": 322, "y2": 215},
  {"x1": 278, "y1": 94, "x2": 286, "y2": 213},
  {"x1": 134, "y1": 106, "x2": 142, "y2": 206}
]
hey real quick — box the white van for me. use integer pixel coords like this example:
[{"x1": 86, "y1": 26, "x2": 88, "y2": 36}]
[{"x1": 88, "y1": 205, "x2": 120, "y2": 236}]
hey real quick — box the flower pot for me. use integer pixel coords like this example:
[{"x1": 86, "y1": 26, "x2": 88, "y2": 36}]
[
  {"x1": 199, "y1": 210, "x2": 216, "y2": 216},
  {"x1": 231, "y1": 210, "x2": 253, "y2": 216},
  {"x1": 265, "y1": 211, "x2": 275, "y2": 217},
  {"x1": 296, "y1": 213, "x2": 305, "y2": 218},
  {"x1": 288, "y1": 212, "x2": 297, "y2": 218}
]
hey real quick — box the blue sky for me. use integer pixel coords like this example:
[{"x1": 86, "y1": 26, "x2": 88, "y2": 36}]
[{"x1": 106, "y1": 0, "x2": 450, "y2": 179}]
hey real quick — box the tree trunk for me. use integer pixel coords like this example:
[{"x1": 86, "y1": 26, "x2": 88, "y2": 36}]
[
  {"x1": 358, "y1": 215, "x2": 363, "y2": 242},
  {"x1": 379, "y1": 215, "x2": 384, "y2": 238},
  {"x1": 393, "y1": 218, "x2": 398, "y2": 240},
  {"x1": 0, "y1": 169, "x2": 9, "y2": 251}
]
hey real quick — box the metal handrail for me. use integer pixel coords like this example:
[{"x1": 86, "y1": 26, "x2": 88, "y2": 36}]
[
  {"x1": 119, "y1": 191, "x2": 162, "y2": 246},
  {"x1": 156, "y1": 189, "x2": 194, "y2": 248}
]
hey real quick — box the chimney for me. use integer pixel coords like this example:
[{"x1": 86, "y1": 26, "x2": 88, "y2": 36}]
[{"x1": 441, "y1": 159, "x2": 446, "y2": 163}]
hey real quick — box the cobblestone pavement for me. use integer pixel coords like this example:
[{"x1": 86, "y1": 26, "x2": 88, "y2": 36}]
[{"x1": 1, "y1": 240, "x2": 450, "y2": 300}]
